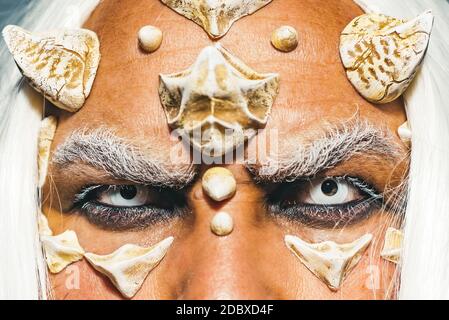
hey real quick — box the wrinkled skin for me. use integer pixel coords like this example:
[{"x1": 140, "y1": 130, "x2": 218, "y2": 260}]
[{"x1": 44, "y1": 0, "x2": 408, "y2": 299}]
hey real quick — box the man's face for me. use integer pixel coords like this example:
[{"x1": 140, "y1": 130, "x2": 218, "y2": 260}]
[{"x1": 44, "y1": 0, "x2": 408, "y2": 299}]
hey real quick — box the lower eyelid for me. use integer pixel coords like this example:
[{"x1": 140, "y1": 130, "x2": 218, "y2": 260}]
[
  {"x1": 76, "y1": 202, "x2": 187, "y2": 231},
  {"x1": 268, "y1": 198, "x2": 381, "y2": 228}
]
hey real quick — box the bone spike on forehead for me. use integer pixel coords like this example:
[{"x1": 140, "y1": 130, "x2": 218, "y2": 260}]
[
  {"x1": 159, "y1": 43, "x2": 279, "y2": 156},
  {"x1": 339, "y1": 10, "x2": 433, "y2": 104},
  {"x1": 161, "y1": 0, "x2": 272, "y2": 39},
  {"x1": 84, "y1": 237, "x2": 174, "y2": 299},
  {"x1": 2, "y1": 25, "x2": 100, "y2": 112},
  {"x1": 285, "y1": 234, "x2": 373, "y2": 291}
]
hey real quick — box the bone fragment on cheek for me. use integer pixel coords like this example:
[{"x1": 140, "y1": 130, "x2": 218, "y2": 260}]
[
  {"x1": 38, "y1": 116, "x2": 57, "y2": 188},
  {"x1": 210, "y1": 212, "x2": 234, "y2": 236},
  {"x1": 160, "y1": 0, "x2": 272, "y2": 39},
  {"x1": 159, "y1": 43, "x2": 279, "y2": 156},
  {"x1": 339, "y1": 10, "x2": 433, "y2": 104},
  {"x1": 381, "y1": 227, "x2": 403, "y2": 264},
  {"x1": 41, "y1": 230, "x2": 85, "y2": 274},
  {"x1": 84, "y1": 237, "x2": 174, "y2": 299},
  {"x1": 285, "y1": 234, "x2": 373, "y2": 291},
  {"x1": 202, "y1": 167, "x2": 236, "y2": 202},
  {"x1": 2, "y1": 25, "x2": 100, "y2": 112}
]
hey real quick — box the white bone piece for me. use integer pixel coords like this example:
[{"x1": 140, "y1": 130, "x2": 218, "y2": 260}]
[
  {"x1": 161, "y1": 0, "x2": 272, "y2": 39},
  {"x1": 271, "y1": 26, "x2": 298, "y2": 52},
  {"x1": 2, "y1": 25, "x2": 100, "y2": 112},
  {"x1": 285, "y1": 234, "x2": 373, "y2": 291},
  {"x1": 381, "y1": 227, "x2": 403, "y2": 264},
  {"x1": 340, "y1": 10, "x2": 433, "y2": 104},
  {"x1": 38, "y1": 210, "x2": 53, "y2": 237},
  {"x1": 84, "y1": 237, "x2": 174, "y2": 299},
  {"x1": 210, "y1": 212, "x2": 234, "y2": 236},
  {"x1": 202, "y1": 167, "x2": 236, "y2": 201},
  {"x1": 138, "y1": 25, "x2": 163, "y2": 53},
  {"x1": 398, "y1": 121, "x2": 412, "y2": 143},
  {"x1": 159, "y1": 43, "x2": 279, "y2": 156},
  {"x1": 38, "y1": 116, "x2": 57, "y2": 188},
  {"x1": 41, "y1": 230, "x2": 85, "y2": 274}
]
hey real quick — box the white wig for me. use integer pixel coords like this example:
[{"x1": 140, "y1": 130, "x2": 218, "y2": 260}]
[{"x1": 0, "y1": 0, "x2": 448, "y2": 299}]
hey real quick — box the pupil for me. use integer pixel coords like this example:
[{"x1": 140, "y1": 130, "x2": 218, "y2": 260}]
[
  {"x1": 321, "y1": 179, "x2": 338, "y2": 196},
  {"x1": 120, "y1": 186, "x2": 137, "y2": 200}
]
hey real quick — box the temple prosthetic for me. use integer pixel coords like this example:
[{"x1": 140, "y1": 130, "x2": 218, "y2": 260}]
[
  {"x1": 285, "y1": 234, "x2": 373, "y2": 291},
  {"x1": 339, "y1": 11, "x2": 433, "y2": 104},
  {"x1": 161, "y1": 0, "x2": 272, "y2": 39},
  {"x1": 38, "y1": 116, "x2": 57, "y2": 188},
  {"x1": 2, "y1": 25, "x2": 100, "y2": 112},
  {"x1": 159, "y1": 44, "x2": 279, "y2": 156},
  {"x1": 84, "y1": 237, "x2": 174, "y2": 299},
  {"x1": 381, "y1": 227, "x2": 403, "y2": 264}
]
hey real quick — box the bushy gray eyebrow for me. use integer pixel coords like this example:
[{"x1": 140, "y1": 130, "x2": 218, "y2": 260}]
[
  {"x1": 52, "y1": 128, "x2": 197, "y2": 188},
  {"x1": 246, "y1": 120, "x2": 405, "y2": 183}
]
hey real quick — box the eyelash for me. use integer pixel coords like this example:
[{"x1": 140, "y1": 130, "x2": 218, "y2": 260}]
[
  {"x1": 72, "y1": 185, "x2": 188, "y2": 230},
  {"x1": 266, "y1": 176, "x2": 383, "y2": 228}
]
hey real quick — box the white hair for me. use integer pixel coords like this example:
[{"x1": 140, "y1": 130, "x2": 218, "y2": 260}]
[
  {"x1": 0, "y1": 0, "x2": 99, "y2": 300},
  {"x1": 0, "y1": 0, "x2": 448, "y2": 299},
  {"x1": 356, "y1": 0, "x2": 449, "y2": 300}
]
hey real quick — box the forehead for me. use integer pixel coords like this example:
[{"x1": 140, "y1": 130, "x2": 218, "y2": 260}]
[{"x1": 51, "y1": 0, "x2": 405, "y2": 151}]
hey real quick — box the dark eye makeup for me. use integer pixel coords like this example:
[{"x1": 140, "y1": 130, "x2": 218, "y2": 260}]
[
  {"x1": 265, "y1": 176, "x2": 383, "y2": 228},
  {"x1": 71, "y1": 185, "x2": 189, "y2": 230}
]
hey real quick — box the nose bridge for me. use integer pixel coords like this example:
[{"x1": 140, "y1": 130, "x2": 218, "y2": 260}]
[{"x1": 176, "y1": 165, "x2": 277, "y2": 299}]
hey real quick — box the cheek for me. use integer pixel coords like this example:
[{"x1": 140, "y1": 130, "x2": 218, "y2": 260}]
[{"x1": 51, "y1": 260, "x2": 122, "y2": 300}]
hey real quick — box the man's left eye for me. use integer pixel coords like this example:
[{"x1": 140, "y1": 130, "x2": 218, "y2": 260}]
[
  {"x1": 98, "y1": 185, "x2": 152, "y2": 207},
  {"x1": 266, "y1": 176, "x2": 382, "y2": 228},
  {"x1": 304, "y1": 178, "x2": 357, "y2": 205}
]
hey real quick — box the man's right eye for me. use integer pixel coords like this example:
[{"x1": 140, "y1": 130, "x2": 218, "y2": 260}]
[{"x1": 72, "y1": 184, "x2": 188, "y2": 230}]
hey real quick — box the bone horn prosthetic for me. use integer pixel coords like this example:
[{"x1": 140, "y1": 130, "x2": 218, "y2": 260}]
[
  {"x1": 161, "y1": 0, "x2": 272, "y2": 39},
  {"x1": 285, "y1": 234, "x2": 373, "y2": 291},
  {"x1": 159, "y1": 43, "x2": 279, "y2": 156},
  {"x1": 2, "y1": 25, "x2": 100, "y2": 112},
  {"x1": 340, "y1": 10, "x2": 433, "y2": 104}
]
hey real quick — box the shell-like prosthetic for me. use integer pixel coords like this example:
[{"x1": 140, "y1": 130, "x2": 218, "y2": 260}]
[
  {"x1": 202, "y1": 167, "x2": 237, "y2": 201},
  {"x1": 381, "y1": 227, "x2": 403, "y2": 264},
  {"x1": 41, "y1": 230, "x2": 85, "y2": 274},
  {"x1": 159, "y1": 44, "x2": 279, "y2": 156},
  {"x1": 84, "y1": 237, "x2": 174, "y2": 299},
  {"x1": 2, "y1": 25, "x2": 100, "y2": 112},
  {"x1": 38, "y1": 116, "x2": 57, "y2": 188},
  {"x1": 161, "y1": 0, "x2": 272, "y2": 39},
  {"x1": 340, "y1": 10, "x2": 433, "y2": 104},
  {"x1": 38, "y1": 211, "x2": 53, "y2": 237},
  {"x1": 285, "y1": 234, "x2": 373, "y2": 291}
]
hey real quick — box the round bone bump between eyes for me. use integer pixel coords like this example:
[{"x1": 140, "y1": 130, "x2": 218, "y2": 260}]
[
  {"x1": 138, "y1": 25, "x2": 163, "y2": 53},
  {"x1": 211, "y1": 212, "x2": 234, "y2": 236},
  {"x1": 202, "y1": 167, "x2": 237, "y2": 202}
]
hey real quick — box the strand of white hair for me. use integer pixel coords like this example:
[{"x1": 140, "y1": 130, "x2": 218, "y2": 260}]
[
  {"x1": 0, "y1": 0, "x2": 99, "y2": 300},
  {"x1": 356, "y1": 0, "x2": 449, "y2": 299}
]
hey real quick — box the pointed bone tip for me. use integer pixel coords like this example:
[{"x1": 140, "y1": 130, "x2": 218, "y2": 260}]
[{"x1": 160, "y1": 236, "x2": 175, "y2": 249}]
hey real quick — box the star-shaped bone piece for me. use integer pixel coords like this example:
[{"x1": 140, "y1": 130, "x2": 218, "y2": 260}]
[
  {"x1": 2, "y1": 25, "x2": 100, "y2": 112},
  {"x1": 159, "y1": 43, "x2": 279, "y2": 156},
  {"x1": 285, "y1": 234, "x2": 373, "y2": 291},
  {"x1": 85, "y1": 237, "x2": 174, "y2": 299},
  {"x1": 161, "y1": 0, "x2": 272, "y2": 39}
]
